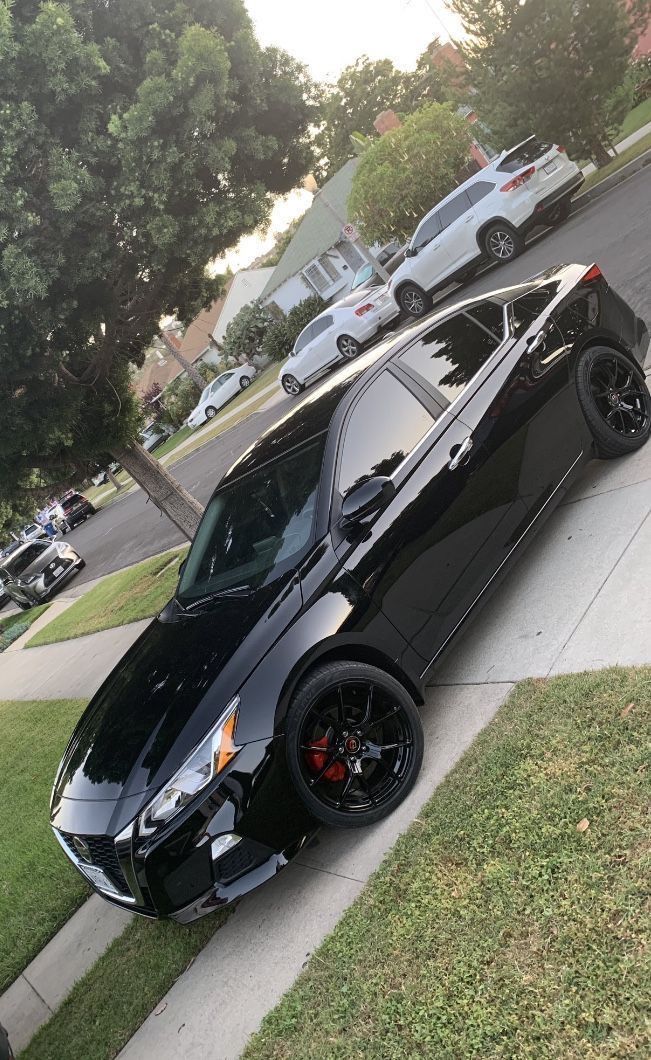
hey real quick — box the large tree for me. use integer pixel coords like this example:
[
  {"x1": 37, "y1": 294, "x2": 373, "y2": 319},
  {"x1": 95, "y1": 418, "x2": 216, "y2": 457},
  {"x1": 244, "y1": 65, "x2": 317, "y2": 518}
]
[
  {"x1": 348, "y1": 103, "x2": 472, "y2": 246},
  {"x1": 314, "y1": 50, "x2": 451, "y2": 180},
  {"x1": 0, "y1": 0, "x2": 316, "y2": 539},
  {"x1": 453, "y1": 0, "x2": 651, "y2": 167}
]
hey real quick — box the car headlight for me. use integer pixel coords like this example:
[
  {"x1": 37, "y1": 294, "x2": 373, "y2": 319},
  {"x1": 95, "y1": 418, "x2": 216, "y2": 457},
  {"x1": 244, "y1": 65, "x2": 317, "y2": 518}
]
[{"x1": 138, "y1": 698, "x2": 240, "y2": 838}]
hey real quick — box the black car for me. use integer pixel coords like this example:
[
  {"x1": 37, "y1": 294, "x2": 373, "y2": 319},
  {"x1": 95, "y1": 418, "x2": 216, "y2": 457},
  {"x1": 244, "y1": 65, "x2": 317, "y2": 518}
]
[
  {"x1": 51, "y1": 263, "x2": 650, "y2": 923},
  {"x1": 61, "y1": 492, "x2": 96, "y2": 529}
]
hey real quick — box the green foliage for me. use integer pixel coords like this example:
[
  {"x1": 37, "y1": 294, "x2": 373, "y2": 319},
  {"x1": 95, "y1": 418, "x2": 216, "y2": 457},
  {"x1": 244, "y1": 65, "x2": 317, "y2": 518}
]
[
  {"x1": 0, "y1": 0, "x2": 316, "y2": 508},
  {"x1": 221, "y1": 299, "x2": 278, "y2": 361},
  {"x1": 631, "y1": 54, "x2": 651, "y2": 105},
  {"x1": 454, "y1": 0, "x2": 651, "y2": 165},
  {"x1": 348, "y1": 103, "x2": 472, "y2": 245},
  {"x1": 260, "y1": 296, "x2": 325, "y2": 362},
  {"x1": 315, "y1": 49, "x2": 451, "y2": 179},
  {"x1": 0, "y1": 620, "x2": 29, "y2": 652},
  {"x1": 260, "y1": 319, "x2": 292, "y2": 362}
]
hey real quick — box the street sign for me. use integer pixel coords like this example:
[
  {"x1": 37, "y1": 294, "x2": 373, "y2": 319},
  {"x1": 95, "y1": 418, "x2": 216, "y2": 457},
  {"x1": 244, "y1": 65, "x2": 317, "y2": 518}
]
[{"x1": 341, "y1": 223, "x2": 360, "y2": 242}]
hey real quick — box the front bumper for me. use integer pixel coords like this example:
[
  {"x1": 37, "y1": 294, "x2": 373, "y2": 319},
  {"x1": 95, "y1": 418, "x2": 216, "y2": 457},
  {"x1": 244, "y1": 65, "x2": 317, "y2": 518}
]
[{"x1": 51, "y1": 737, "x2": 316, "y2": 922}]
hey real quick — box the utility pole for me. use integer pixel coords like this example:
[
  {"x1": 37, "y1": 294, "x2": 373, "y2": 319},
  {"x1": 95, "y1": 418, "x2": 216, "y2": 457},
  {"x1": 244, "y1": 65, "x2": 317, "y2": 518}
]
[{"x1": 316, "y1": 191, "x2": 391, "y2": 283}]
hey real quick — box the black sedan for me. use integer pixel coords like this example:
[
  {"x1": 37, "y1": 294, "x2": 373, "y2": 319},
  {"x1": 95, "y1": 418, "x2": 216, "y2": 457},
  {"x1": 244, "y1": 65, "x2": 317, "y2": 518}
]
[{"x1": 51, "y1": 263, "x2": 650, "y2": 922}]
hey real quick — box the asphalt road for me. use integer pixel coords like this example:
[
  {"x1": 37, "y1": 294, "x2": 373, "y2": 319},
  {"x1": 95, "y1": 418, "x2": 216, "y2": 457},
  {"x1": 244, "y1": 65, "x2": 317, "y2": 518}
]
[{"x1": 68, "y1": 167, "x2": 651, "y2": 584}]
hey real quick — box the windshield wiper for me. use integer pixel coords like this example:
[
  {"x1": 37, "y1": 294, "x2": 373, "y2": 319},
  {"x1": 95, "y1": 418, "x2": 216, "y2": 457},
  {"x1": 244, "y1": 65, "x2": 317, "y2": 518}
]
[{"x1": 181, "y1": 584, "x2": 253, "y2": 612}]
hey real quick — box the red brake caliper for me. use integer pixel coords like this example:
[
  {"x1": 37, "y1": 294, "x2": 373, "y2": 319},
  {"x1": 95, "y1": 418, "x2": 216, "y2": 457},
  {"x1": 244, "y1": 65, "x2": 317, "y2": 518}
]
[{"x1": 304, "y1": 734, "x2": 346, "y2": 782}]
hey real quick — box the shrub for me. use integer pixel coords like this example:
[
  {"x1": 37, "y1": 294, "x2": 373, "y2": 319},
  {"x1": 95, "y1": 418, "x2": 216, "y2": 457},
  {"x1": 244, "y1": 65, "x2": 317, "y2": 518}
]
[
  {"x1": 285, "y1": 296, "x2": 326, "y2": 345},
  {"x1": 261, "y1": 319, "x2": 292, "y2": 362},
  {"x1": 0, "y1": 621, "x2": 29, "y2": 652},
  {"x1": 221, "y1": 300, "x2": 278, "y2": 362}
]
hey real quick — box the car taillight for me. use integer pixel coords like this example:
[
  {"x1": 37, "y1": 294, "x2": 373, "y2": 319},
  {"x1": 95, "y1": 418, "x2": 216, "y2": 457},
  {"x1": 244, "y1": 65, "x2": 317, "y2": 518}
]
[
  {"x1": 581, "y1": 263, "x2": 603, "y2": 284},
  {"x1": 557, "y1": 145, "x2": 566, "y2": 153},
  {"x1": 354, "y1": 303, "x2": 375, "y2": 317},
  {"x1": 500, "y1": 166, "x2": 536, "y2": 192}
]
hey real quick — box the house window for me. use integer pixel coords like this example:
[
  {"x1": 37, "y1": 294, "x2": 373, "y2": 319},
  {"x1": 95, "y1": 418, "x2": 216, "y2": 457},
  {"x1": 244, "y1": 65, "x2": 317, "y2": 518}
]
[{"x1": 303, "y1": 263, "x2": 330, "y2": 295}]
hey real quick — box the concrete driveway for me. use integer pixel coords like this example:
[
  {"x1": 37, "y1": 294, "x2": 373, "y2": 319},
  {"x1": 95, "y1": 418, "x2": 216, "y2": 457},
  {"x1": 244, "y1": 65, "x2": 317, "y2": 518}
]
[{"x1": 118, "y1": 430, "x2": 651, "y2": 1060}]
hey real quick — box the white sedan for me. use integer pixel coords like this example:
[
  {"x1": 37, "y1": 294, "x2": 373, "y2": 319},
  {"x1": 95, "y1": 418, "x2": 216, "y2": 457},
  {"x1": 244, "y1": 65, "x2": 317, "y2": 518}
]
[
  {"x1": 278, "y1": 287, "x2": 399, "y2": 396},
  {"x1": 186, "y1": 365, "x2": 256, "y2": 429}
]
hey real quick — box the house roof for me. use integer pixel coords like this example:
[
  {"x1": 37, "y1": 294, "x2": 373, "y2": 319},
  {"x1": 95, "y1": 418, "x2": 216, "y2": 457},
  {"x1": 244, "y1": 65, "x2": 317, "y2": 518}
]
[
  {"x1": 261, "y1": 159, "x2": 359, "y2": 301},
  {"x1": 212, "y1": 267, "x2": 275, "y2": 344}
]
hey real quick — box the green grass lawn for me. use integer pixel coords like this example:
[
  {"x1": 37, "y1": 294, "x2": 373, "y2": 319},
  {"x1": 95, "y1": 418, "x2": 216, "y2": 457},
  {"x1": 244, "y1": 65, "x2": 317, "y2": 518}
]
[
  {"x1": 27, "y1": 548, "x2": 188, "y2": 648},
  {"x1": 581, "y1": 130, "x2": 651, "y2": 193},
  {"x1": 148, "y1": 424, "x2": 192, "y2": 461},
  {"x1": 0, "y1": 603, "x2": 50, "y2": 650},
  {"x1": 0, "y1": 698, "x2": 89, "y2": 991},
  {"x1": 618, "y1": 95, "x2": 651, "y2": 140},
  {"x1": 245, "y1": 668, "x2": 651, "y2": 1060}
]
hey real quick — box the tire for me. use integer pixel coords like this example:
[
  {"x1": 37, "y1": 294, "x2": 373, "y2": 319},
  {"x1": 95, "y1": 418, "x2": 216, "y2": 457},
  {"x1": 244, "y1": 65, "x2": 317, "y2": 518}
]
[
  {"x1": 17, "y1": 601, "x2": 32, "y2": 611},
  {"x1": 544, "y1": 198, "x2": 572, "y2": 226},
  {"x1": 76, "y1": 558, "x2": 86, "y2": 570},
  {"x1": 286, "y1": 661, "x2": 424, "y2": 829},
  {"x1": 398, "y1": 283, "x2": 432, "y2": 319},
  {"x1": 337, "y1": 334, "x2": 361, "y2": 359},
  {"x1": 483, "y1": 223, "x2": 524, "y2": 263},
  {"x1": 205, "y1": 405, "x2": 217, "y2": 419},
  {"x1": 239, "y1": 376, "x2": 251, "y2": 390},
  {"x1": 282, "y1": 374, "x2": 304, "y2": 397},
  {"x1": 87, "y1": 505, "x2": 96, "y2": 516},
  {"x1": 576, "y1": 345, "x2": 651, "y2": 459}
]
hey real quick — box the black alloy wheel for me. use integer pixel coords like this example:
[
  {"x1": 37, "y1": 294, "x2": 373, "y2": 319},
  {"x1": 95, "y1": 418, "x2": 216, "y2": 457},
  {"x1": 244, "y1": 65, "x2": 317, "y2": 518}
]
[
  {"x1": 576, "y1": 346, "x2": 651, "y2": 458},
  {"x1": 398, "y1": 284, "x2": 432, "y2": 319},
  {"x1": 240, "y1": 375, "x2": 251, "y2": 390},
  {"x1": 286, "y1": 662, "x2": 424, "y2": 828},
  {"x1": 205, "y1": 405, "x2": 218, "y2": 419},
  {"x1": 337, "y1": 334, "x2": 361, "y2": 359},
  {"x1": 483, "y1": 223, "x2": 523, "y2": 263},
  {"x1": 282, "y1": 374, "x2": 303, "y2": 396}
]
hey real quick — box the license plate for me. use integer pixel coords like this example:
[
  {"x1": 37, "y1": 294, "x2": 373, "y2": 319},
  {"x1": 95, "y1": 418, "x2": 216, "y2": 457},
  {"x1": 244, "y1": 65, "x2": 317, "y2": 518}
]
[
  {"x1": 544, "y1": 160, "x2": 558, "y2": 174},
  {"x1": 80, "y1": 863, "x2": 121, "y2": 895},
  {"x1": 53, "y1": 565, "x2": 64, "y2": 576}
]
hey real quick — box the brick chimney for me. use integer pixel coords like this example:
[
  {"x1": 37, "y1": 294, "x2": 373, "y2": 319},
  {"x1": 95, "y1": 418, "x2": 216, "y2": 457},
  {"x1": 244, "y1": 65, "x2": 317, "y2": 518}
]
[{"x1": 374, "y1": 109, "x2": 401, "y2": 136}]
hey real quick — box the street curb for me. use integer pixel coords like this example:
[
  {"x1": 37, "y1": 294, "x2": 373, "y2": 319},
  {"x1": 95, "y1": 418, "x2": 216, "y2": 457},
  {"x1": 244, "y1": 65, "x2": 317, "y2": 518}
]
[{"x1": 572, "y1": 147, "x2": 651, "y2": 208}]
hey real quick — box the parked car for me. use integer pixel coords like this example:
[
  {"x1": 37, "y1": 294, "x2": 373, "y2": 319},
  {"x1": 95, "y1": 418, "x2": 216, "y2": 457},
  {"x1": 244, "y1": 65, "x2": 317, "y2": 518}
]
[
  {"x1": 278, "y1": 291, "x2": 400, "y2": 397},
  {"x1": 0, "y1": 539, "x2": 84, "y2": 609},
  {"x1": 390, "y1": 136, "x2": 584, "y2": 318},
  {"x1": 20, "y1": 522, "x2": 47, "y2": 542},
  {"x1": 350, "y1": 246, "x2": 406, "y2": 295},
  {"x1": 60, "y1": 492, "x2": 96, "y2": 530},
  {"x1": 50, "y1": 263, "x2": 650, "y2": 921},
  {"x1": 186, "y1": 365, "x2": 257, "y2": 429},
  {"x1": 140, "y1": 421, "x2": 173, "y2": 453},
  {"x1": 0, "y1": 579, "x2": 10, "y2": 610}
]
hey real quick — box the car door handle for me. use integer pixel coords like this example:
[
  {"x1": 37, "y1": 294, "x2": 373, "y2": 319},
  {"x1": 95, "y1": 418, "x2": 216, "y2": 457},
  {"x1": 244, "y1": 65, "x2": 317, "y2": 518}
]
[
  {"x1": 448, "y1": 436, "x2": 474, "y2": 470},
  {"x1": 526, "y1": 324, "x2": 553, "y2": 354}
]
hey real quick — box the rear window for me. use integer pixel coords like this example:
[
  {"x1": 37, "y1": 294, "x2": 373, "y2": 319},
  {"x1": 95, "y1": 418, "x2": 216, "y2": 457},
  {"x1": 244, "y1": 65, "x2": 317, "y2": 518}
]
[
  {"x1": 497, "y1": 137, "x2": 553, "y2": 173},
  {"x1": 63, "y1": 494, "x2": 83, "y2": 511}
]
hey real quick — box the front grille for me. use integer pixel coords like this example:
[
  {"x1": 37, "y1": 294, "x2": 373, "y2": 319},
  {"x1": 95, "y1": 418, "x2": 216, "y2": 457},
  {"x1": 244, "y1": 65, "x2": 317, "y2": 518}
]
[
  {"x1": 61, "y1": 832, "x2": 130, "y2": 895},
  {"x1": 43, "y1": 557, "x2": 72, "y2": 588}
]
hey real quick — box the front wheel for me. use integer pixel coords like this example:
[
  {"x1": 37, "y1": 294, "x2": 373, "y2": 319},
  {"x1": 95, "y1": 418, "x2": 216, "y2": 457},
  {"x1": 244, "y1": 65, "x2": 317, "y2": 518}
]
[
  {"x1": 286, "y1": 661, "x2": 424, "y2": 829},
  {"x1": 282, "y1": 374, "x2": 304, "y2": 396},
  {"x1": 239, "y1": 375, "x2": 251, "y2": 390},
  {"x1": 337, "y1": 334, "x2": 361, "y2": 359},
  {"x1": 205, "y1": 405, "x2": 217, "y2": 419},
  {"x1": 576, "y1": 346, "x2": 651, "y2": 459},
  {"x1": 483, "y1": 223, "x2": 524, "y2": 263},
  {"x1": 398, "y1": 284, "x2": 432, "y2": 319}
]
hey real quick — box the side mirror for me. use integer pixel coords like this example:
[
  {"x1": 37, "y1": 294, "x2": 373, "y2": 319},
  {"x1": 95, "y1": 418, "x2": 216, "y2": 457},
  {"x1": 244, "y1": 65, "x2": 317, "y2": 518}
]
[
  {"x1": 405, "y1": 246, "x2": 416, "y2": 258},
  {"x1": 340, "y1": 476, "x2": 396, "y2": 528}
]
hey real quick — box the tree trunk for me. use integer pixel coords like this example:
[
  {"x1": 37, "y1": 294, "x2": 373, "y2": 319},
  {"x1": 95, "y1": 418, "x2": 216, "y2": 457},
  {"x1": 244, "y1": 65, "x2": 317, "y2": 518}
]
[
  {"x1": 110, "y1": 441, "x2": 204, "y2": 541},
  {"x1": 106, "y1": 468, "x2": 123, "y2": 491},
  {"x1": 591, "y1": 138, "x2": 612, "y2": 168},
  {"x1": 161, "y1": 334, "x2": 204, "y2": 391}
]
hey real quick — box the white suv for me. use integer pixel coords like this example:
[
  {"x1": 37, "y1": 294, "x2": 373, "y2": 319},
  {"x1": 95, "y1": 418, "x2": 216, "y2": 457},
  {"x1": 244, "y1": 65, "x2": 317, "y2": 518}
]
[{"x1": 390, "y1": 136, "x2": 583, "y2": 318}]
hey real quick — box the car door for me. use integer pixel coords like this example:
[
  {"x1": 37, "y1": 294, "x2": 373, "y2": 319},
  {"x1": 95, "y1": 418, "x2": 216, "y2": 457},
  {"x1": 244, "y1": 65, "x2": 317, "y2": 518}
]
[
  {"x1": 408, "y1": 211, "x2": 453, "y2": 291},
  {"x1": 299, "y1": 314, "x2": 338, "y2": 380},
  {"x1": 437, "y1": 191, "x2": 478, "y2": 273},
  {"x1": 214, "y1": 372, "x2": 235, "y2": 409},
  {"x1": 333, "y1": 352, "x2": 528, "y2": 667}
]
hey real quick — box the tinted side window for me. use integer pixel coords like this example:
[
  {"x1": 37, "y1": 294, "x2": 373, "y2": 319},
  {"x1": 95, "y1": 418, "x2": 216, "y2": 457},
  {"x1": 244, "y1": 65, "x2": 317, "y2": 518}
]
[
  {"x1": 511, "y1": 284, "x2": 558, "y2": 336},
  {"x1": 467, "y1": 301, "x2": 505, "y2": 339},
  {"x1": 399, "y1": 314, "x2": 500, "y2": 404},
  {"x1": 311, "y1": 315, "x2": 333, "y2": 339},
  {"x1": 295, "y1": 323, "x2": 314, "y2": 352},
  {"x1": 412, "y1": 213, "x2": 440, "y2": 251},
  {"x1": 338, "y1": 373, "x2": 434, "y2": 496},
  {"x1": 439, "y1": 192, "x2": 472, "y2": 231},
  {"x1": 467, "y1": 180, "x2": 495, "y2": 205}
]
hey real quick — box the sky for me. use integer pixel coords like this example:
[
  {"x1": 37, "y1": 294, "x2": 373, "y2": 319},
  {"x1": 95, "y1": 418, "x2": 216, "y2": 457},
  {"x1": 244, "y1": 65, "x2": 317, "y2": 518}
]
[{"x1": 211, "y1": 0, "x2": 463, "y2": 274}]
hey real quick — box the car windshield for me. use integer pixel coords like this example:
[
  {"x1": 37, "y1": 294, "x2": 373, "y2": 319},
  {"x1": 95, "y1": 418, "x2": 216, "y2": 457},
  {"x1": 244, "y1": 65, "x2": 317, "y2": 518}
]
[
  {"x1": 178, "y1": 437, "x2": 326, "y2": 603},
  {"x1": 4, "y1": 542, "x2": 48, "y2": 576},
  {"x1": 352, "y1": 263, "x2": 374, "y2": 290}
]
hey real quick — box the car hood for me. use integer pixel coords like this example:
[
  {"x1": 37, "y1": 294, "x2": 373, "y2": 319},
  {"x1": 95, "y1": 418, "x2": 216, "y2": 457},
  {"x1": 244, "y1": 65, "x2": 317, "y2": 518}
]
[{"x1": 53, "y1": 571, "x2": 301, "y2": 804}]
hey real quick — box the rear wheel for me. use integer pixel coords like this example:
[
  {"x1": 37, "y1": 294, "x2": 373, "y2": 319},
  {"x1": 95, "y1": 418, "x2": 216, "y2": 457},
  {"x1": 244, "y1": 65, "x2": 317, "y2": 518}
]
[
  {"x1": 239, "y1": 375, "x2": 251, "y2": 390},
  {"x1": 398, "y1": 283, "x2": 432, "y2": 319},
  {"x1": 337, "y1": 334, "x2": 361, "y2": 359},
  {"x1": 576, "y1": 345, "x2": 651, "y2": 458},
  {"x1": 286, "y1": 661, "x2": 424, "y2": 829},
  {"x1": 544, "y1": 198, "x2": 572, "y2": 225},
  {"x1": 282, "y1": 374, "x2": 304, "y2": 396},
  {"x1": 483, "y1": 223, "x2": 524, "y2": 263},
  {"x1": 205, "y1": 405, "x2": 217, "y2": 419}
]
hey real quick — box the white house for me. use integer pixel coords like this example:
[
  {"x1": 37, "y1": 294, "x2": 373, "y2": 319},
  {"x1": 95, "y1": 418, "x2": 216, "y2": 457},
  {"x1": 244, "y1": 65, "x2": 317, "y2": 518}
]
[
  {"x1": 260, "y1": 159, "x2": 368, "y2": 314},
  {"x1": 209, "y1": 267, "x2": 275, "y2": 354}
]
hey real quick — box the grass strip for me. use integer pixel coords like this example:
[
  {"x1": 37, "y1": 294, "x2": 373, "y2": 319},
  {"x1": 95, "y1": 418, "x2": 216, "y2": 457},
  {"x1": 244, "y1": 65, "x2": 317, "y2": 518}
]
[
  {"x1": 0, "y1": 603, "x2": 50, "y2": 650},
  {"x1": 21, "y1": 911, "x2": 228, "y2": 1060},
  {"x1": 581, "y1": 130, "x2": 651, "y2": 193},
  {"x1": 0, "y1": 698, "x2": 89, "y2": 991},
  {"x1": 245, "y1": 668, "x2": 651, "y2": 1060},
  {"x1": 618, "y1": 96, "x2": 651, "y2": 140},
  {"x1": 26, "y1": 547, "x2": 188, "y2": 648}
]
